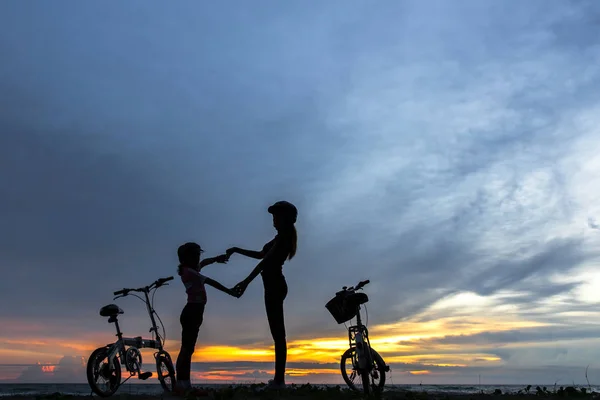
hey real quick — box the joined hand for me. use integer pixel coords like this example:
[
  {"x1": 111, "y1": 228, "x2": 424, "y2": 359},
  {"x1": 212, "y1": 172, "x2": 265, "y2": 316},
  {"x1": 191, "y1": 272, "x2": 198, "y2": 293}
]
[
  {"x1": 233, "y1": 280, "x2": 249, "y2": 297},
  {"x1": 229, "y1": 287, "x2": 242, "y2": 298},
  {"x1": 215, "y1": 254, "x2": 229, "y2": 263}
]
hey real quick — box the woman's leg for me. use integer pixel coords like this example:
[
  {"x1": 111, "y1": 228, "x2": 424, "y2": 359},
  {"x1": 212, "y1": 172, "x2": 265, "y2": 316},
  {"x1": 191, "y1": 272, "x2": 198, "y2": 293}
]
[
  {"x1": 264, "y1": 279, "x2": 288, "y2": 384},
  {"x1": 176, "y1": 304, "x2": 204, "y2": 388}
]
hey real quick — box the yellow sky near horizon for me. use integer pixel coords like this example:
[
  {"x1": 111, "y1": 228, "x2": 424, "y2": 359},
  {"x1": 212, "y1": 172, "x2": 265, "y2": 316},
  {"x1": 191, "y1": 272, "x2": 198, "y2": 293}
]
[{"x1": 3, "y1": 281, "x2": 600, "y2": 383}]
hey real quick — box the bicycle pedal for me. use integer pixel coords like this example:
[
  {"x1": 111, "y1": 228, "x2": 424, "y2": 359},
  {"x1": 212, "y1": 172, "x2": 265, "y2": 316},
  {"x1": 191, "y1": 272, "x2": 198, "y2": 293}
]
[{"x1": 138, "y1": 371, "x2": 152, "y2": 380}]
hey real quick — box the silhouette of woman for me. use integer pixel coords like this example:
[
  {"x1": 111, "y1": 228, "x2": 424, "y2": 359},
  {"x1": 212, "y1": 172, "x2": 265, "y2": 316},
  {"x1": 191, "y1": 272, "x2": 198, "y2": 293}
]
[{"x1": 226, "y1": 201, "x2": 298, "y2": 390}]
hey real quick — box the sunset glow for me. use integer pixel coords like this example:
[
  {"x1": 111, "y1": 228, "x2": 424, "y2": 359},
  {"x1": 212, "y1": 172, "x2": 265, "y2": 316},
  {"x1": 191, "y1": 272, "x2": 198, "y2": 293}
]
[
  {"x1": 0, "y1": 305, "x2": 552, "y2": 382},
  {"x1": 40, "y1": 365, "x2": 56, "y2": 373},
  {"x1": 408, "y1": 370, "x2": 431, "y2": 375}
]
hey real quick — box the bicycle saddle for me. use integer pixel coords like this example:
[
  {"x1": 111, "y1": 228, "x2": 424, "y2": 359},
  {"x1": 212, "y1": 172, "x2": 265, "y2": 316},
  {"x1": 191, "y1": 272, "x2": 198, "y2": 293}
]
[{"x1": 99, "y1": 304, "x2": 124, "y2": 317}]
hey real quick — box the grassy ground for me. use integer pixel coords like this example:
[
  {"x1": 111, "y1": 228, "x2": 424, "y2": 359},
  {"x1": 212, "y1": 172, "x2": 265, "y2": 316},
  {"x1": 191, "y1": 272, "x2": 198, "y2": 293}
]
[{"x1": 5, "y1": 384, "x2": 600, "y2": 400}]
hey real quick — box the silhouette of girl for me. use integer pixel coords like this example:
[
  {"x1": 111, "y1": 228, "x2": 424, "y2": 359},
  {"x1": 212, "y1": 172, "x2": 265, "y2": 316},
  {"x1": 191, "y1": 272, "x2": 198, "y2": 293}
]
[{"x1": 226, "y1": 201, "x2": 298, "y2": 390}]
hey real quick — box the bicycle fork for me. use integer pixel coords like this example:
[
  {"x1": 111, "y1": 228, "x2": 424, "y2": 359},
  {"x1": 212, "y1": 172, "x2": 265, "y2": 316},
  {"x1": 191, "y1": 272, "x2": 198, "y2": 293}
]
[
  {"x1": 357, "y1": 334, "x2": 375, "y2": 371},
  {"x1": 355, "y1": 332, "x2": 366, "y2": 369}
]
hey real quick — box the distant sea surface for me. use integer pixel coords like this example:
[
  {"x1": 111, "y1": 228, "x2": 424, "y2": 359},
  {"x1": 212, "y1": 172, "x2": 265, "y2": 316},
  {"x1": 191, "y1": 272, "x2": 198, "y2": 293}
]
[{"x1": 3, "y1": 383, "x2": 598, "y2": 397}]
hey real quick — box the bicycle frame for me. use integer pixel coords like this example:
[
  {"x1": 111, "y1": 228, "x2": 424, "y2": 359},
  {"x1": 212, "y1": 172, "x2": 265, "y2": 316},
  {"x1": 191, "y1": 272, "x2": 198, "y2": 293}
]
[
  {"x1": 104, "y1": 281, "x2": 172, "y2": 375},
  {"x1": 347, "y1": 304, "x2": 373, "y2": 371}
]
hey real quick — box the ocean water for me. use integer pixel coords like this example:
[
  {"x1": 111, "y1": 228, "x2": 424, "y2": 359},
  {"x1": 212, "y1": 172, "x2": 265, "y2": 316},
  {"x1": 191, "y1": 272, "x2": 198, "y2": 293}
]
[{"x1": 2, "y1": 383, "x2": 598, "y2": 397}]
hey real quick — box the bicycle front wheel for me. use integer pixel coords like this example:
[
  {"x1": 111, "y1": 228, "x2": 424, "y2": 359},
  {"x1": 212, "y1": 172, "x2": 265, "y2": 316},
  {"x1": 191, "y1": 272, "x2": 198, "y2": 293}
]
[
  {"x1": 156, "y1": 353, "x2": 176, "y2": 393},
  {"x1": 340, "y1": 347, "x2": 386, "y2": 393}
]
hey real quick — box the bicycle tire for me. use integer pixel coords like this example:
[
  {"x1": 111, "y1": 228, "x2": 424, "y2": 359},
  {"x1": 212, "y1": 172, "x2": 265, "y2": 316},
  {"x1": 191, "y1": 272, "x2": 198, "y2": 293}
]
[
  {"x1": 156, "y1": 353, "x2": 176, "y2": 392},
  {"x1": 340, "y1": 347, "x2": 386, "y2": 393},
  {"x1": 86, "y1": 347, "x2": 121, "y2": 397},
  {"x1": 361, "y1": 368, "x2": 371, "y2": 396}
]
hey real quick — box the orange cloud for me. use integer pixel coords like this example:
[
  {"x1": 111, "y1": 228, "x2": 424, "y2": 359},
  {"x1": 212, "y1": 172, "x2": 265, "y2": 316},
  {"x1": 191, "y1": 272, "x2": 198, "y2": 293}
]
[
  {"x1": 286, "y1": 368, "x2": 339, "y2": 377},
  {"x1": 41, "y1": 365, "x2": 56, "y2": 373},
  {"x1": 409, "y1": 370, "x2": 431, "y2": 375},
  {"x1": 0, "y1": 337, "x2": 101, "y2": 364},
  {"x1": 191, "y1": 346, "x2": 274, "y2": 362},
  {"x1": 3, "y1": 339, "x2": 49, "y2": 346}
]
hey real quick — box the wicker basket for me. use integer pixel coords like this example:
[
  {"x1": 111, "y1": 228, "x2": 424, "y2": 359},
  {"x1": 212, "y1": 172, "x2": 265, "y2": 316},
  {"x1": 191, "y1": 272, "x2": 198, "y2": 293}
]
[{"x1": 325, "y1": 293, "x2": 358, "y2": 324}]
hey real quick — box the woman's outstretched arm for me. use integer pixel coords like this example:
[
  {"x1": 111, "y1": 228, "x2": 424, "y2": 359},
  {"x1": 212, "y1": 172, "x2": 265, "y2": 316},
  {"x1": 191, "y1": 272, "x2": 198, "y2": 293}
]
[{"x1": 227, "y1": 247, "x2": 265, "y2": 260}]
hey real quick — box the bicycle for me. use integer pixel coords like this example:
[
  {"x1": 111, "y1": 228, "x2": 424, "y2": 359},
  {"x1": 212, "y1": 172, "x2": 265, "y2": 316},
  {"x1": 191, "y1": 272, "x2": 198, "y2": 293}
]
[
  {"x1": 86, "y1": 276, "x2": 177, "y2": 397},
  {"x1": 326, "y1": 279, "x2": 389, "y2": 396}
]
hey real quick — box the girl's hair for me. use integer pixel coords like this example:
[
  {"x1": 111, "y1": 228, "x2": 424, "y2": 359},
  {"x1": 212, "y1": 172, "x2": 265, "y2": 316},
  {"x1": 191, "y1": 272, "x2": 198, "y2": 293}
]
[{"x1": 286, "y1": 224, "x2": 297, "y2": 261}]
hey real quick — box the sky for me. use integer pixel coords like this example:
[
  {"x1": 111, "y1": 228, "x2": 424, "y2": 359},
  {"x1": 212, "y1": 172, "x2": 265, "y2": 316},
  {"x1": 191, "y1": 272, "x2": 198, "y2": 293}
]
[{"x1": 1, "y1": 0, "x2": 600, "y2": 387}]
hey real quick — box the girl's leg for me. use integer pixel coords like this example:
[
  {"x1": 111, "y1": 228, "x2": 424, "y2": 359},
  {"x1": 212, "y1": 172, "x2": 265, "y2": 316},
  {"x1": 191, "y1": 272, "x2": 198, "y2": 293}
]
[
  {"x1": 264, "y1": 280, "x2": 288, "y2": 384},
  {"x1": 176, "y1": 304, "x2": 204, "y2": 389}
]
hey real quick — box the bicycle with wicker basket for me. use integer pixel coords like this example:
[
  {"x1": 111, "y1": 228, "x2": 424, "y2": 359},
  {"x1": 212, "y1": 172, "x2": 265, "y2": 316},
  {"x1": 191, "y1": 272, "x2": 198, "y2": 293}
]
[{"x1": 326, "y1": 279, "x2": 389, "y2": 395}]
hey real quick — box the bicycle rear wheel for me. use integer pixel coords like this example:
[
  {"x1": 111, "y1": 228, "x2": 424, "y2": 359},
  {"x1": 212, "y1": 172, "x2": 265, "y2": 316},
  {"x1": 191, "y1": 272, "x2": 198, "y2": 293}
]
[
  {"x1": 86, "y1": 347, "x2": 121, "y2": 397},
  {"x1": 340, "y1": 347, "x2": 386, "y2": 393}
]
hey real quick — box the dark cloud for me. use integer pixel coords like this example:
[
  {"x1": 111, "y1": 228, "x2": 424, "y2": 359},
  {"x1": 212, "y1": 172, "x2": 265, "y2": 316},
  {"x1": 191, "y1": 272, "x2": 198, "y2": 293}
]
[
  {"x1": 548, "y1": 0, "x2": 600, "y2": 51},
  {"x1": 465, "y1": 238, "x2": 588, "y2": 296}
]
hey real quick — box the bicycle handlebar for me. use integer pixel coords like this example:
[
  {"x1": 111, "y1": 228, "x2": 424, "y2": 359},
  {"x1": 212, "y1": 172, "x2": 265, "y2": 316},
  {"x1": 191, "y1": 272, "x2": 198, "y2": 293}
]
[
  {"x1": 113, "y1": 276, "x2": 174, "y2": 297},
  {"x1": 157, "y1": 276, "x2": 174, "y2": 285},
  {"x1": 339, "y1": 279, "x2": 370, "y2": 294},
  {"x1": 355, "y1": 279, "x2": 370, "y2": 290}
]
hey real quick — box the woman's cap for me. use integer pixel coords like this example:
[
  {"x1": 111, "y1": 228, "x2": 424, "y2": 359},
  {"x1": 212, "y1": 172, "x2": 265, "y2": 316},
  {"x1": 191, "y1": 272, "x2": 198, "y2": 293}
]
[{"x1": 268, "y1": 200, "x2": 298, "y2": 222}]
